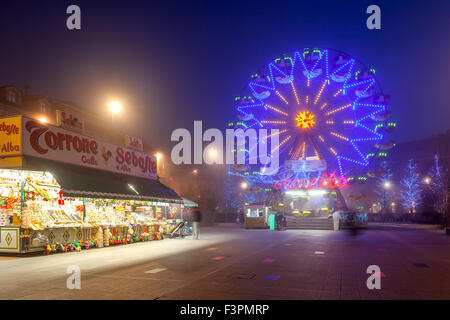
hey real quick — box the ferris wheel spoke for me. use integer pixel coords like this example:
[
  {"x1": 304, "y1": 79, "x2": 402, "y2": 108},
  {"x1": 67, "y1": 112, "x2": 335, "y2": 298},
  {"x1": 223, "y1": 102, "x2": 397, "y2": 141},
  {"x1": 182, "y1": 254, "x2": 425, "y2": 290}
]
[
  {"x1": 260, "y1": 128, "x2": 289, "y2": 141},
  {"x1": 333, "y1": 88, "x2": 343, "y2": 97},
  {"x1": 275, "y1": 90, "x2": 289, "y2": 105},
  {"x1": 314, "y1": 80, "x2": 328, "y2": 105},
  {"x1": 316, "y1": 134, "x2": 338, "y2": 160},
  {"x1": 272, "y1": 134, "x2": 292, "y2": 152},
  {"x1": 265, "y1": 104, "x2": 289, "y2": 116},
  {"x1": 290, "y1": 81, "x2": 301, "y2": 105},
  {"x1": 306, "y1": 134, "x2": 323, "y2": 160},
  {"x1": 261, "y1": 120, "x2": 287, "y2": 125},
  {"x1": 329, "y1": 131, "x2": 350, "y2": 142},
  {"x1": 290, "y1": 134, "x2": 307, "y2": 160},
  {"x1": 324, "y1": 103, "x2": 352, "y2": 116},
  {"x1": 319, "y1": 102, "x2": 328, "y2": 111}
]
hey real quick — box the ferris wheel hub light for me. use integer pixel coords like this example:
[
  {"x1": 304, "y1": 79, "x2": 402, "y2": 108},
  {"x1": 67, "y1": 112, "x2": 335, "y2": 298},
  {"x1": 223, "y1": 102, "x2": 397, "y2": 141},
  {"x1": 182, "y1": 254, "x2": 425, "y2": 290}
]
[{"x1": 296, "y1": 111, "x2": 316, "y2": 129}]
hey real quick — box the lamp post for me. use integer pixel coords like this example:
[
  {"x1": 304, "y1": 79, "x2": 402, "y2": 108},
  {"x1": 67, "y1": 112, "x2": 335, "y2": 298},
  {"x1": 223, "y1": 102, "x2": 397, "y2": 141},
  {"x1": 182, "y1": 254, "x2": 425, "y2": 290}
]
[
  {"x1": 382, "y1": 181, "x2": 391, "y2": 214},
  {"x1": 155, "y1": 152, "x2": 163, "y2": 175},
  {"x1": 192, "y1": 168, "x2": 200, "y2": 200}
]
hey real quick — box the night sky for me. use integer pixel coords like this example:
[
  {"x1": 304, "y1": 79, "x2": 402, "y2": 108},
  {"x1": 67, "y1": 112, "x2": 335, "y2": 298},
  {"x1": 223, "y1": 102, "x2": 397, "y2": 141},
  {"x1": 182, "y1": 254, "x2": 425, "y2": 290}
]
[{"x1": 0, "y1": 0, "x2": 449, "y2": 155}]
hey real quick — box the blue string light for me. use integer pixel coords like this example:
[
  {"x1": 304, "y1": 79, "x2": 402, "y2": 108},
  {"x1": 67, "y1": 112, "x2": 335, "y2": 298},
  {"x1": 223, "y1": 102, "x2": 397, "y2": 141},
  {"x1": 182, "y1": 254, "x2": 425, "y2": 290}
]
[{"x1": 331, "y1": 59, "x2": 354, "y2": 76}]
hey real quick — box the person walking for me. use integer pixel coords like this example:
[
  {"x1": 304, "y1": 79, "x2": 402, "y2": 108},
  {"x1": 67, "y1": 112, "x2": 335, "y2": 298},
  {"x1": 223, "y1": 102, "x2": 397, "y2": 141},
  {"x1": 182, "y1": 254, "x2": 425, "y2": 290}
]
[
  {"x1": 332, "y1": 210, "x2": 341, "y2": 231},
  {"x1": 192, "y1": 208, "x2": 202, "y2": 239},
  {"x1": 281, "y1": 215, "x2": 287, "y2": 230},
  {"x1": 275, "y1": 213, "x2": 283, "y2": 231}
]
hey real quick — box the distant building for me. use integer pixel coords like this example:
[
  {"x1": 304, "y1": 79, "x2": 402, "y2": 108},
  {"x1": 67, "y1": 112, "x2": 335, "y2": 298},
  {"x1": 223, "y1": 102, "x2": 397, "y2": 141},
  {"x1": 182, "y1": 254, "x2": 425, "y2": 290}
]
[{"x1": 0, "y1": 84, "x2": 168, "y2": 179}]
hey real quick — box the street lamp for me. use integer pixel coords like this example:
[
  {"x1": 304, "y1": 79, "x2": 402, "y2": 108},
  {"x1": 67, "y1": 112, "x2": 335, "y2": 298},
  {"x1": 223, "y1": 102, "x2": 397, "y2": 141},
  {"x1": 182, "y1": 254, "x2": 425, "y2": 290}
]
[
  {"x1": 207, "y1": 148, "x2": 219, "y2": 164},
  {"x1": 423, "y1": 176, "x2": 431, "y2": 184},
  {"x1": 109, "y1": 101, "x2": 121, "y2": 124},
  {"x1": 240, "y1": 181, "x2": 248, "y2": 190},
  {"x1": 38, "y1": 116, "x2": 48, "y2": 124},
  {"x1": 208, "y1": 148, "x2": 217, "y2": 158},
  {"x1": 109, "y1": 101, "x2": 121, "y2": 113}
]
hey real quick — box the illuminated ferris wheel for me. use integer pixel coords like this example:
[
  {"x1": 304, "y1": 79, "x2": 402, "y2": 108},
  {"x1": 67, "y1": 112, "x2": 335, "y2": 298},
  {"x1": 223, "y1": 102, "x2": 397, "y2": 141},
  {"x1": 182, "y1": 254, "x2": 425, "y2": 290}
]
[{"x1": 234, "y1": 48, "x2": 395, "y2": 183}]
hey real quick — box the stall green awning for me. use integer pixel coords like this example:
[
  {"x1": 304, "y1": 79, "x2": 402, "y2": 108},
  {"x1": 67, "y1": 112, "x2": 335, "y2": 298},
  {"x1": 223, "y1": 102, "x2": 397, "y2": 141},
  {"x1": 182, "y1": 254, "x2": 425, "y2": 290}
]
[
  {"x1": 25, "y1": 157, "x2": 181, "y2": 203},
  {"x1": 182, "y1": 197, "x2": 198, "y2": 207}
]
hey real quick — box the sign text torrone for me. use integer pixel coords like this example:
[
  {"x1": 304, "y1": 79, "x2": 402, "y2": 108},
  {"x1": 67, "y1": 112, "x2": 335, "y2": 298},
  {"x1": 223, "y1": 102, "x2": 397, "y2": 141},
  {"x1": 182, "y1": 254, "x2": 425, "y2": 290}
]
[{"x1": 14, "y1": 117, "x2": 158, "y2": 180}]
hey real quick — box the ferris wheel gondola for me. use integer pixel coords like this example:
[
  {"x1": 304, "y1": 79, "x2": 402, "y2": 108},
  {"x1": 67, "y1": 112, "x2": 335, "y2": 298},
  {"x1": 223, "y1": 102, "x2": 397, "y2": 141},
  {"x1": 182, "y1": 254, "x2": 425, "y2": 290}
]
[
  {"x1": 371, "y1": 110, "x2": 391, "y2": 121},
  {"x1": 374, "y1": 140, "x2": 396, "y2": 150}
]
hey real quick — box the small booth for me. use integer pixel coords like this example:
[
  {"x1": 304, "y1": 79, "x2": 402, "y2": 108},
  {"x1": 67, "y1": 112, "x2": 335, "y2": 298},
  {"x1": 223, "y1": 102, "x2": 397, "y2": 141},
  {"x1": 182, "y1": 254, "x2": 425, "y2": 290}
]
[
  {"x1": 244, "y1": 202, "x2": 270, "y2": 229},
  {"x1": 180, "y1": 197, "x2": 198, "y2": 221},
  {"x1": 0, "y1": 116, "x2": 181, "y2": 254}
]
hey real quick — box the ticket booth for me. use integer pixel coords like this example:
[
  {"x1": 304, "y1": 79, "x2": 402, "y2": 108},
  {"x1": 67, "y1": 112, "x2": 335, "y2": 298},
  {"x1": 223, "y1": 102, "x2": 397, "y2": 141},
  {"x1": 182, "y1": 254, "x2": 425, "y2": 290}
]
[{"x1": 244, "y1": 202, "x2": 269, "y2": 229}]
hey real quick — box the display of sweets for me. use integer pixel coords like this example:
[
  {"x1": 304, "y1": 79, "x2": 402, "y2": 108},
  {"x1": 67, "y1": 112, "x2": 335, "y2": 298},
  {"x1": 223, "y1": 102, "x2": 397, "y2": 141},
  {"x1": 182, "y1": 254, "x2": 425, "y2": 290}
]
[
  {"x1": 96, "y1": 227, "x2": 104, "y2": 248},
  {"x1": 128, "y1": 212, "x2": 156, "y2": 225},
  {"x1": 103, "y1": 227, "x2": 111, "y2": 247},
  {"x1": 27, "y1": 203, "x2": 54, "y2": 229},
  {"x1": 21, "y1": 209, "x2": 31, "y2": 229},
  {"x1": 86, "y1": 208, "x2": 123, "y2": 227},
  {"x1": 0, "y1": 209, "x2": 8, "y2": 226}
]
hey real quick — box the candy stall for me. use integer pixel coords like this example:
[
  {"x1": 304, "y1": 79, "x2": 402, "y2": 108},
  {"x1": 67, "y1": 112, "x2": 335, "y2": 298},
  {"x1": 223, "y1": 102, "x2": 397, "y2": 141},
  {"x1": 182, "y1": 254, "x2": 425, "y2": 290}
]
[
  {"x1": 0, "y1": 116, "x2": 182, "y2": 254},
  {"x1": 0, "y1": 166, "x2": 182, "y2": 254}
]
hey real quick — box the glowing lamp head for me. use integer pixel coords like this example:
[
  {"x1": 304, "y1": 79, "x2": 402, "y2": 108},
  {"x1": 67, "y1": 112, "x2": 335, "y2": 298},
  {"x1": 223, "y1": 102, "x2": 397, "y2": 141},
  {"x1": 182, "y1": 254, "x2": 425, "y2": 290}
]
[
  {"x1": 209, "y1": 148, "x2": 217, "y2": 157},
  {"x1": 38, "y1": 116, "x2": 48, "y2": 124},
  {"x1": 155, "y1": 152, "x2": 162, "y2": 160},
  {"x1": 109, "y1": 101, "x2": 122, "y2": 114},
  {"x1": 296, "y1": 111, "x2": 315, "y2": 129}
]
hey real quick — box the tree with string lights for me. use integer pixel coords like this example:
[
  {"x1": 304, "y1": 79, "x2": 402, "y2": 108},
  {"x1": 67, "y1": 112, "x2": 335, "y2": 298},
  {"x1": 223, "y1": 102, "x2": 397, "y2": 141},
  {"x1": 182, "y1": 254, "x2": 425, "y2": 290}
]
[
  {"x1": 400, "y1": 159, "x2": 422, "y2": 214},
  {"x1": 428, "y1": 155, "x2": 448, "y2": 215}
]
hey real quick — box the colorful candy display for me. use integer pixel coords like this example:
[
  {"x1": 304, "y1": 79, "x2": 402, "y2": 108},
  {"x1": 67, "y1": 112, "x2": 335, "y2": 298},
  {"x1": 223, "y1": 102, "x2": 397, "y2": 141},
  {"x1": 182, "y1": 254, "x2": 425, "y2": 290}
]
[{"x1": 1, "y1": 169, "x2": 175, "y2": 254}]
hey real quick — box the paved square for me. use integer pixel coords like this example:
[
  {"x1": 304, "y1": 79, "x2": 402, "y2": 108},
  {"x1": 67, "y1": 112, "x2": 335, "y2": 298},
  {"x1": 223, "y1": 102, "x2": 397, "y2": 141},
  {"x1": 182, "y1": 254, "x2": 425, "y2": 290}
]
[{"x1": 1, "y1": 225, "x2": 449, "y2": 300}]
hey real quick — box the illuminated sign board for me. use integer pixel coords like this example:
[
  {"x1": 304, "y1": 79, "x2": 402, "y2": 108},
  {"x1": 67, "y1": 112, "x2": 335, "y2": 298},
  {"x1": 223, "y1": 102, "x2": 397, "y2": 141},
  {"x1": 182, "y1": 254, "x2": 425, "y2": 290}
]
[
  {"x1": 0, "y1": 116, "x2": 157, "y2": 180},
  {"x1": 125, "y1": 135, "x2": 143, "y2": 152},
  {"x1": 56, "y1": 110, "x2": 85, "y2": 133},
  {"x1": 273, "y1": 173, "x2": 347, "y2": 190},
  {"x1": 0, "y1": 116, "x2": 22, "y2": 156}
]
